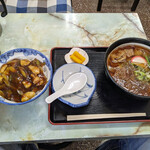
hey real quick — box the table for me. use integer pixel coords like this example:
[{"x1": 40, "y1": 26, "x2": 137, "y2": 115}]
[{"x1": 0, "y1": 13, "x2": 149, "y2": 144}]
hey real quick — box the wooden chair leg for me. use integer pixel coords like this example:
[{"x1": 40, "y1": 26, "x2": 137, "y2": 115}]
[
  {"x1": 0, "y1": 0, "x2": 7, "y2": 17},
  {"x1": 131, "y1": 0, "x2": 140, "y2": 11},
  {"x1": 97, "y1": 0, "x2": 103, "y2": 11}
]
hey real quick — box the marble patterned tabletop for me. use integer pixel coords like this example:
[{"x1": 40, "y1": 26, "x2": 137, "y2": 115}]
[{"x1": 0, "y1": 13, "x2": 149, "y2": 143}]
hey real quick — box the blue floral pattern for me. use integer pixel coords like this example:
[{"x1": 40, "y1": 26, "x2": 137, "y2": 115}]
[
  {"x1": 52, "y1": 63, "x2": 96, "y2": 108},
  {"x1": 0, "y1": 48, "x2": 51, "y2": 69},
  {"x1": 61, "y1": 69, "x2": 93, "y2": 99},
  {"x1": 0, "y1": 48, "x2": 52, "y2": 105}
]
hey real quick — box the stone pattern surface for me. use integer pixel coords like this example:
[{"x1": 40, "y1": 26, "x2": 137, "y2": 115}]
[
  {"x1": 62, "y1": 1, "x2": 150, "y2": 149},
  {"x1": 0, "y1": 13, "x2": 148, "y2": 150},
  {"x1": 72, "y1": 0, "x2": 150, "y2": 40}
]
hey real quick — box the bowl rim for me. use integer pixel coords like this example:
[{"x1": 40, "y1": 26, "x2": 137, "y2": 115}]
[
  {"x1": 0, "y1": 48, "x2": 53, "y2": 105},
  {"x1": 105, "y1": 37, "x2": 150, "y2": 99},
  {"x1": 52, "y1": 63, "x2": 96, "y2": 108}
]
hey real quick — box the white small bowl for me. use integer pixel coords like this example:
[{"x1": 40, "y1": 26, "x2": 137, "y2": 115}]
[
  {"x1": 0, "y1": 48, "x2": 52, "y2": 105},
  {"x1": 52, "y1": 63, "x2": 96, "y2": 108},
  {"x1": 64, "y1": 48, "x2": 89, "y2": 65}
]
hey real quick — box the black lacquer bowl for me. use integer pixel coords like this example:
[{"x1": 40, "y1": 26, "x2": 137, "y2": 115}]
[{"x1": 105, "y1": 37, "x2": 150, "y2": 100}]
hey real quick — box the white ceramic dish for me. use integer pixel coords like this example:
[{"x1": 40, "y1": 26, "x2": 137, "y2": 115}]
[
  {"x1": 52, "y1": 63, "x2": 96, "y2": 108},
  {"x1": 0, "y1": 48, "x2": 52, "y2": 105},
  {"x1": 64, "y1": 47, "x2": 89, "y2": 65}
]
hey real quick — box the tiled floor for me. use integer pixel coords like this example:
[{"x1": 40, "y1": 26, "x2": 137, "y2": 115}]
[
  {"x1": 61, "y1": 140, "x2": 103, "y2": 150},
  {"x1": 61, "y1": 0, "x2": 150, "y2": 150}
]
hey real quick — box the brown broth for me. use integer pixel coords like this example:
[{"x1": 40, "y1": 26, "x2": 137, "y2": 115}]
[{"x1": 107, "y1": 45, "x2": 150, "y2": 96}]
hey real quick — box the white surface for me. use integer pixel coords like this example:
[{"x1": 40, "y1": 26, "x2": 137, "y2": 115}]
[
  {"x1": 46, "y1": 72, "x2": 87, "y2": 104},
  {"x1": 52, "y1": 64, "x2": 96, "y2": 106},
  {"x1": 64, "y1": 48, "x2": 89, "y2": 65}
]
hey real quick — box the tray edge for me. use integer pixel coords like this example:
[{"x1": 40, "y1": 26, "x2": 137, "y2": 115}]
[{"x1": 48, "y1": 46, "x2": 150, "y2": 125}]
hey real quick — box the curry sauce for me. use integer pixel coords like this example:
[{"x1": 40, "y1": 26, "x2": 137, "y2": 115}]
[{"x1": 0, "y1": 59, "x2": 47, "y2": 102}]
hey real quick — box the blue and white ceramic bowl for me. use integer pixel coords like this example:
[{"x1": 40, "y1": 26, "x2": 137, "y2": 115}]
[
  {"x1": 52, "y1": 63, "x2": 96, "y2": 108},
  {"x1": 0, "y1": 48, "x2": 52, "y2": 105}
]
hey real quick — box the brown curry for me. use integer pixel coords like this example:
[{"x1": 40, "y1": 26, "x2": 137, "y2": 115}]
[
  {"x1": 0, "y1": 59, "x2": 47, "y2": 102},
  {"x1": 107, "y1": 45, "x2": 150, "y2": 96}
]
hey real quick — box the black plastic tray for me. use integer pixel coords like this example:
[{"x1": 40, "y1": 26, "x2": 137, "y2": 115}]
[{"x1": 48, "y1": 47, "x2": 150, "y2": 125}]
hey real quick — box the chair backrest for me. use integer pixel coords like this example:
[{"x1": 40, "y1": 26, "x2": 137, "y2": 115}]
[
  {"x1": 97, "y1": 0, "x2": 140, "y2": 11},
  {"x1": 0, "y1": 0, "x2": 72, "y2": 14}
]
